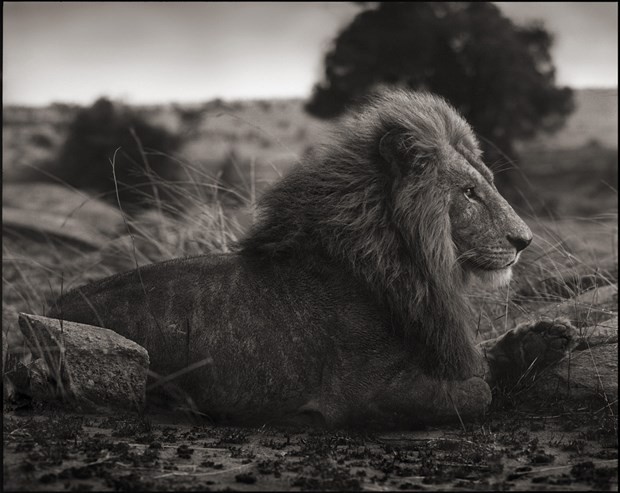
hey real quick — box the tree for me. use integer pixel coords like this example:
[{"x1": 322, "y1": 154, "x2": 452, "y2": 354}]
[
  {"x1": 306, "y1": 2, "x2": 574, "y2": 196},
  {"x1": 49, "y1": 98, "x2": 183, "y2": 211}
]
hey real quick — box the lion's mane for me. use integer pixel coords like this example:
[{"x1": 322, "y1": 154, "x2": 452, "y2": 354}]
[{"x1": 237, "y1": 89, "x2": 484, "y2": 380}]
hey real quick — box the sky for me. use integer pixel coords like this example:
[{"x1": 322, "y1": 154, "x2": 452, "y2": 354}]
[{"x1": 3, "y1": 2, "x2": 618, "y2": 105}]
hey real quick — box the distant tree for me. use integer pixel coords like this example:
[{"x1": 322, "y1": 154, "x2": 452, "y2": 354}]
[
  {"x1": 30, "y1": 132, "x2": 54, "y2": 149},
  {"x1": 174, "y1": 104, "x2": 205, "y2": 138},
  {"x1": 306, "y1": 2, "x2": 574, "y2": 194},
  {"x1": 49, "y1": 98, "x2": 183, "y2": 211}
]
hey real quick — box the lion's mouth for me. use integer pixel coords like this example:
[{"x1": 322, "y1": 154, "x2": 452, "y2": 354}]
[
  {"x1": 463, "y1": 253, "x2": 518, "y2": 287},
  {"x1": 507, "y1": 250, "x2": 523, "y2": 267},
  {"x1": 464, "y1": 254, "x2": 518, "y2": 272}
]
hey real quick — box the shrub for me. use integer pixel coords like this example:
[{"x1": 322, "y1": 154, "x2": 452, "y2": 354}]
[
  {"x1": 47, "y1": 98, "x2": 183, "y2": 211},
  {"x1": 30, "y1": 132, "x2": 54, "y2": 149}
]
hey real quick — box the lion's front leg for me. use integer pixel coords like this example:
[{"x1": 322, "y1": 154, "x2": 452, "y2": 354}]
[
  {"x1": 365, "y1": 370, "x2": 492, "y2": 427},
  {"x1": 479, "y1": 317, "x2": 579, "y2": 389}
]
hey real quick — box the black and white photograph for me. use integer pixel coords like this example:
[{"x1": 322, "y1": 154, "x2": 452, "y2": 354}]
[{"x1": 3, "y1": 2, "x2": 618, "y2": 491}]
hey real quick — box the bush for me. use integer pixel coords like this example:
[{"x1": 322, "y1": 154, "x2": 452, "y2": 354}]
[
  {"x1": 30, "y1": 132, "x2": 54, "y2": 149},
  {"x1": 47, "y1": 98, "x2": 183, "y2": 211}
]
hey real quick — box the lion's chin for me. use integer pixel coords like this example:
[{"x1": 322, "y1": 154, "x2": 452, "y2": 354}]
[{"x1": 472, "y1": 266, "x2": 513, "y2": 288}]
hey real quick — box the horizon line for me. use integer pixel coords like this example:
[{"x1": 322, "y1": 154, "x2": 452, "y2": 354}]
[{"x1": 4, "y1": 85, "x2": 618, "y2": 109}]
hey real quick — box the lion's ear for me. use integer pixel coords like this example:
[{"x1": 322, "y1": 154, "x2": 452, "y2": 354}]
[{"x1": 379, "y1": 128, "x2": 411, "y2": 179}]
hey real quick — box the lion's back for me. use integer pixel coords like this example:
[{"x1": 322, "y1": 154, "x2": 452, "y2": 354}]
[
  {"x1": 49, "y1": 253, "x2": 335, "y2": 342},
  {"x1": 49, "y1": 253, "x2": 388, "y2": 419}
]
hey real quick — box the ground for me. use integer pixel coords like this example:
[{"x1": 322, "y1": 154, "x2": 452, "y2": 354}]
[{"x1": 3, "y1": 402, "x2": 618, "y2": 491}]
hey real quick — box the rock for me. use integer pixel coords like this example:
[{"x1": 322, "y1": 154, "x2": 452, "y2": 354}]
[
  {"x1": 530, "y1": 343, "x2": 618, "y2": 406},
  {"x1": 517, "y1": 259, "x2": 618, "y2": 301},
  {"x1": 526, "y1": 318, "x2": 618, "y2": 407},
  {"x1": 17, "y1": 313, "x2": 149, "y2": 411},
  {"x1": 514, "y1": 284, "x2": 618, "y2": 329},
  {"x1": 2, "y1": 183, "x2": 127, "y2": 250},
  {"x1": 572, "y1": 284, "x2": 618, "y2": 309},
  {"x1": 576, "y1": 317, "x2": 618, "y2": 349},
  {"x1": 3, "y1": 207, "x2": 113, "y2": 250},
  {"x1": 2, "y1": 183, "x2": 124, "y2": 237}
]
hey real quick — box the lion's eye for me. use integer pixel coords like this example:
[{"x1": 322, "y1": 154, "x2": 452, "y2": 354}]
[{"x1": 464, "y1": 187, "x2": 477, "y2": 201}]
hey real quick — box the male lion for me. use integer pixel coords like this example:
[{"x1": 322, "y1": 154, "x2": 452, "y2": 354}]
[{"x1": 49, "y1": 89, "x2": 576, "y2": 428}]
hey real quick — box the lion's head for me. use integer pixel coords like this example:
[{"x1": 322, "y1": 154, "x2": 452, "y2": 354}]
[
  {"x1": 238, "y1": 89, "x2": 532, "y2": 379},
  {"x1": 377, "y1": 96, "x2": 533, "y2": 289}
]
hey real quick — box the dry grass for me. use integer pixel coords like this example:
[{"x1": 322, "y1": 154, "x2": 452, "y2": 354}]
[{"x1": 2, "y1": 153, "x2": 252, "y2": 389}]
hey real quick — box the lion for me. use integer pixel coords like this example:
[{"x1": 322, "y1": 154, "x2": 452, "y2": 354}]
[{"x1": 48, "y1": 89, "x2": 577, "y2": 428}]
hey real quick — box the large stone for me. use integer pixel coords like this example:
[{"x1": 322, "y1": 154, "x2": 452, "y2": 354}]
[
  {"x1": 526, "y1": 320, "x2": 618, "y2": 407},
  {"x1": 517, "y1": 258, "x2": 618, "y2": 301},
  {"x1": 3, "y1": 183, "x2": 126, "y2": 250},
  {"x1": 514, "y1": 284, "x2": 618, "y2": 329},
  {"x1": 3, "y1": 183, "x2": 124, "y2": 237},
  {"x1": 529, "y1": 343, "x2": 618, "y2": 406},
  {"x1": 3, "y1": 207, "x2": 112, "y2": 250},
  {"x1": 17, "y1": 313, "x2": 149, "y2": 411},
  {"x1": 576, "y1": 316, "x2": 618, "y2": 349}
]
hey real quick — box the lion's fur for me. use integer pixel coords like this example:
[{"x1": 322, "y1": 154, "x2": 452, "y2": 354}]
[{"x1": 238, "y1": 89, "x2": 487, "y2": 379}]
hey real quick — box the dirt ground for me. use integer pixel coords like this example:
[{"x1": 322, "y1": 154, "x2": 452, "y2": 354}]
[{"x1": 3, "y1": 399, "x2": 618, "y2": 492}]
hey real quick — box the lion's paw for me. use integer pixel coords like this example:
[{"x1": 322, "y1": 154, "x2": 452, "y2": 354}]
[
  {"x1": 512, "y1": 317, "x2": 579, "y2": 368},
  {"x1": 486, "y1": 317, "x2": 578, "y2": 386}
]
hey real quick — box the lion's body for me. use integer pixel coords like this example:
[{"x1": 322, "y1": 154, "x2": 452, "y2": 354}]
[
  {"x1": 49, "y1": 89, "x2": 574, "y2": 427},
  {"x1": 50, "y1": 252, "x2": 490, "y2": 426}
]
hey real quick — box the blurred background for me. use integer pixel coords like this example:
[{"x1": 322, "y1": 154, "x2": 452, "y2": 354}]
[
  {"x1": 2, "y1": 1, "x2": 618, "y2": 313},
  {"x1": 3, "y1": 2, "x2": 617, "y2": 216}
]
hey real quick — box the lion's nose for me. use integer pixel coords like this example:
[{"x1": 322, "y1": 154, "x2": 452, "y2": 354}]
[{"x1": 507, "y1": 233, "x2": 532, "y2": 252}]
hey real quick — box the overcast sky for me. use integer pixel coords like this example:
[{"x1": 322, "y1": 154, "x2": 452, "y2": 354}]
[{"x1": 3, "y1": 2, "x2": 618, "y2": 105}]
